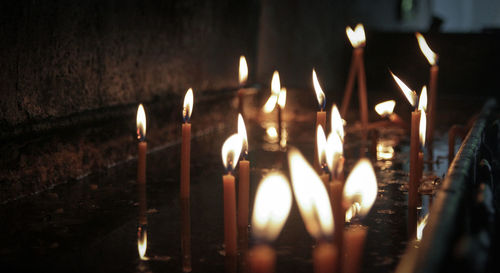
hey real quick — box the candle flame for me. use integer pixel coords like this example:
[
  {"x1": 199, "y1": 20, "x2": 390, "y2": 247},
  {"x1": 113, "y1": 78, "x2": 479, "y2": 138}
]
[
  {"x1": 238, "y1": 114, "x2": 248, "y2": 159},
  {"x1": 221, "y1": 134, "x2": 243, "y2": 173},
  {"x1": 263, "y1": 95, "x2": 278, "y2": 113},
  {"x1": 326, "y1": 132, "x2": 343, "y2": 175},
  {"x1": 346, "y1": 24, "x2": 366, "y2": 48},
  {"x1": 271, "y1": 70, "x2": 281, "y2": 96},
  {"x1": 288, "y1": 147, "x2": 334, "y2": 239},
  {"x1": 317, "y1": 125, "x2": 328, "y2": 171},
  {"x1": 183, "y1": 88, "x2": 194, "y2": 122},
  {"x1": 137, "y1": 227, "x2": 147, "y2": 260},
  {"x1": 277, "y1": 87, "x2": 287, "y2": 109},
  {"x1": 418, "y1": 86, "x2": 427, "y2": 112},
  {"x1": 136, "y1": 104, "x2": 146, "y2": 141},
  {"x1": 266, "y1": 127, "x2": 278, "y2": 140},
  {"x1": 239, "y1": 55, "x2": 248, "y2": 86},
  {"x1": 331, "y1": 104, "x2": 344, "y2": 142},
  {"x1": 419, "y1": 110, "x2": 427, "y2": 147},
  {"x1": 416, "y1": 213, "x2": 429, "y2": 241},
  {"x1": 345, "y1": 202, "x2": 361, "y2": 222},
  {"x1": 375, "y1": 100, "x2": 396, "y2": 117},
  {"x1": 252, "y1": 172, "x2": 292, "y2": 243},
  {"x1": 415, "y1": 33, "x2": 437, "y2": 66},
  {"x1": 390, "y1": 71, "x2": 417, "y2": 107},
  {"x1": 343, "y1": 159, "x2": 377, "y2": 221},
  {"x1": 312, "y1": 69, "x2": 326, "y2": 110}
]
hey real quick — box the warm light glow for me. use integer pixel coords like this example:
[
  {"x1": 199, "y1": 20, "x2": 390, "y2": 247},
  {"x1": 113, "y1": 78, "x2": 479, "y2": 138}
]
[
  {"x1": 137, "y1": 228, "x2": 147, "y2": 260},
  {"x1": 376, "y1": 143, "x2": 395, "y2": 160},
  {"x1": 375, "y1": 100, "x2": 396, "y2": 117},
  {"x1": 271, "y1": 70, "x2": 281, "y2": 95},
  {"x1": 416, "y1": 213, "x2": 429, "y2": 241},
  {"x1": 346, "y1": 24, "x2": 366, "y2": 48},
  {"x1": 390, "y1": 71, "x2": 417, "y2": 107},
  {"x1": 326, "y1": 132, "x2": 343, "y2": 174},
  {"x1": 239, "y1": 55, "x2": 248, "y2": 85},
  {"x1": 345, "y1": 202, "x2": 361, "y2": 222},
  {"x1": 415, "y1": 33, "x2": 437, "y2": 66},
  {"x1": 183, "y1": 88, "x2": 194, "y2": 122},
  {"x1": 263, "y1": 95, "x2": 278, "y2": 113},
  {"x1": 343, "y1": 159, "x2": 377, "y2": 220},
  {"x1": 312, "y1": 69, "x2": 326, "y2": 110},
  {"x1": 419, "y1": 110, "x2": 427, "y2": 147},
  {"x1": 331, "y1": 104, "x2": 344, "y2": 142},
  {"x1": 266, "y1": 126, "x2": 278, "y2": 140},
  {"x1": 221, "y1": 134, "x2": 243, "y2": 173},
  {"x1": 252, "y1": 172, "x2": 292, "y2": 242},
  {"x1": 418, "y1": 86, "x2": 427, "y2": 112},
  {"x1": 316, "y1": 125, "x2": 328, "y2": 171},
  {"x1": 136, "y1": 104, "x2": 146, "y2": 141},
  {"x1": 288, "y1": 148, "x2": 334, "y2": 239},
  {"x1": 238, "y1": 114, "x2": 248, "y2": 158},
  {"x1": 277, "y1": 87, "x2": 287, "y2": 109}
]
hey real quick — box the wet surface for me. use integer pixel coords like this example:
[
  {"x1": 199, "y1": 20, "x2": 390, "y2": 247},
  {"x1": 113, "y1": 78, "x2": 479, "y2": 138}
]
[{"x1": 0, "y1": 105, "x2": 452, "y2": 273}]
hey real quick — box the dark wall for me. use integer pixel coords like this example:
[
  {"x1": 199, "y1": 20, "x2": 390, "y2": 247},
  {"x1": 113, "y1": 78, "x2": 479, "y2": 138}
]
[{"x1": 0, "y1": 0, "x2": 260, "y2": 128}]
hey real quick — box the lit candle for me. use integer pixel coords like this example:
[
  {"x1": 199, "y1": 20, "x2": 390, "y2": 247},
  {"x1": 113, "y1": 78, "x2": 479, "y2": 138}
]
[
  {"x1": 288, "y1": 148, "x2": 337, "y2": 273},
  {"x1": 343, "y1": 159, "x2": 378, "y2": 273},
  {"x1": 416, "y1": 33, "x2": 438, "y2": 158},
  {"x1": 137, "y1": 227, "x2": 148, "y2": 261},
  {"x1": 248, "y1": 173, "x2": 292, "y2": 273},
  {"x1": 390, "y1": 71, "x2": 421, "y2": 236},
  {"x1": 418, "y1": 103, "x2": 427, "y2": 189},
  {"x1": 416, "y1": 213, "x2": 429, "y2": 241},
  {"x1": 238, "y1": 56, "x2": 249, "y2": 118},
  {"x1": 312, "y1": 69, "x2": 327, "y2": 172},
  {"x1": 221, "y1": 134, "x2": 243, "y2": 257},
  {"x1": 237, "y1": 114, "x2": 250, "y2": 235},
  {"x1": 136, "y1": 104, "x2": 147, "y2": 224},
  {"x1": 341, "y1": 24, "x2": 368, "y2": 133},
  {"x1": 181, "y1": 88, "x2": 194, "y2": 199},
  {"x1": 277, "y1": 87, "x2": 287, "y2": 148}
]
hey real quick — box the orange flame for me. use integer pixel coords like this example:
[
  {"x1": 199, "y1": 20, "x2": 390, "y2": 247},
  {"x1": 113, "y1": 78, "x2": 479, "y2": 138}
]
[
  {"x1": 312, "y1": 69, "x2": 326, "y2": 110},
  {"x1": 415, "y1": 33, "x2": 437, "y2": 66},
  {"x1": 239, "y1": 55, "x2": 248, "y2": 86},
  {"x1": 221, "y1": 134, "x2": 243, "y2": 173},
  {"x1": 331, "y1": 104, "x2": 344, "y2": 142},
  {"x1": 343, "y1": 159, "x2": 377, "y2": 221},
  {"x1": 263, "y1": 71, "x2": 281, "y2": 113},
  {"x1": 316, "y1": 125, "x2": 328, "y2": 171},
  {"x1": 136, "y1": 104, "x2": 146, "y2": 141},
  {"x1": 183, "y1": 88, "x2": 194, "y2": 122},
  {"x1": 375, "y1": 100, "x2": 396, "y2": 117},
  {"x1": 346, "y1": 24, "x2": 366, "y2": 48},
  {"x1": 238, "y1": 114, "x2": 248, "y2": 158},
  {"x1": 277, "y1": 87, "x2": 287, "y2": 109},
  {"x1": 288, "y1": 148, "x2": 334, "y2": 239},
  {"x1": 252, "y1": 172, "x2": 292, "y2": 242},
  {"x1": 390, "y1": 71, "x2": 417, "y2": 107},
  {"x1": 326, "y1": 132, "x2": 343, "y2": 174}
]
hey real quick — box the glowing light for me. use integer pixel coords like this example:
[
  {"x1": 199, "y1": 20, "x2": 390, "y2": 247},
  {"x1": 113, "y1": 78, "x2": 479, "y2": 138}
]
[
  {"x1": 183, "y1": 88, "x2": 194, "y2": 122},
  {"x1": 415, "y1": 33, "x2": 437, "y2": 66},
  {"x1": 263, "y1": 95, "x2": 278, "y2": 113},
  {"x1": 376, "y1": 143, "x2": 395, "y2": 160},
  {"x1": 390, "y1": 71, "x2": 417, "y2": 107},
  {"x1": 419, "y1": 110, "x2": 427, "y2": 147},
  {"x1": 416, "y1": 213, "x2": 429, "y2": 241},
  {"x1": 316, "y1": 125, "x2": 328, "y2": 171},
  {"x1": 266, "y1": 127, "x2": 278, "y2": 140},
  {"x1": 331, "y1": 104, "x2": 344, "y2": 142},
  {"x1": 277, "y1": 88, "x2": 287, "y2": 109},
  {"x1": 238, "y1": 114, "x2": 248, "y2": 158},
  {"x1": 343, "y1": 159, "x2": 377, "y2": 221},
  {"x1": 136, "y1": 104, "x2": 146, "y2": 141},
  {"x1": 288, "y1": 148, "x2": 334, "y2": 239},
  {"x1": 137, "y1": 228, "x2": 147, "y2": 260},
  {"x1": 239, "y1": 55, "x2": 248, "y2": 85},
  {"x1": 312, "y1": 69, "x2": 326, "y2": 110},
  {"x1": 375, "y1": 100, "x2": 396, "y2": 117},
  {"x1": 271, "y1": 71, "x2": 281, "y2": 96},
  {"x1": 418, "y1": 86, "x2": 427, "y2": 112},
  {"x1": 252, "y1": 172, "x2": 292, "y2": 242},
  {"x1": 221, "y1": 134, "x2": 243, "y2": 173},
  {"x1": 346, "y1": 24, "x2": 366, "y2": 48},
  {"x1": 326, "y1": 132, "x2": 343, "y2": 175}
]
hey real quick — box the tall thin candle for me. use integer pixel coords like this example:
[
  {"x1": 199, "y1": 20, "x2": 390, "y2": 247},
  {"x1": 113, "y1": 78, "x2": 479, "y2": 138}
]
[
  {"x1": 312, "y1": 69, "x2": 327, "y2": 172},
  {"x1": 181, "y1": 88, "x2": 194, "y2": 199},
  {"x1": 237, "y1": 114, "x2": 250, "y2": 237},
  {"x1": 221, "y1": 134, "x2": 243, "y2": 258}
]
